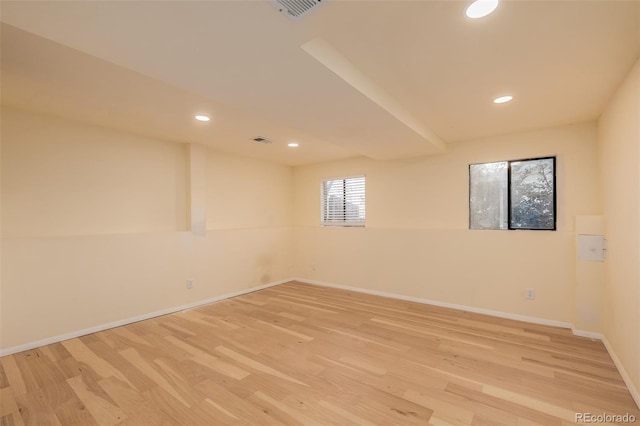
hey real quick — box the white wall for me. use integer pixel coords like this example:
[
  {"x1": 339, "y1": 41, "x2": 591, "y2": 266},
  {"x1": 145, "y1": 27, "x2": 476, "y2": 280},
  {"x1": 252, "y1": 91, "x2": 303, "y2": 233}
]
[
  {"x1": 0, "y1": 107, "x2": 293, "y2": 350},
  {"x1": 598, "y1": 58, "x2": 640, "y2": 398}
]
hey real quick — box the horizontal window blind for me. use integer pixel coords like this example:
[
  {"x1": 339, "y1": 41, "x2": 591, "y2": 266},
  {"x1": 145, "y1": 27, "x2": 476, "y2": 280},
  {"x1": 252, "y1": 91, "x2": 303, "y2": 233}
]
[{"x1": 322, "y1": 176, "x2": 365, "y2": 226}]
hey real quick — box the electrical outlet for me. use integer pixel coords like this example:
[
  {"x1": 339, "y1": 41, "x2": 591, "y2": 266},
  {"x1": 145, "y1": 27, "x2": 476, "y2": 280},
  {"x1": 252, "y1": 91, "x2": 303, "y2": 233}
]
[
  {"x1": 526, "y1": 288, "x2": 535, "y2": 300},
  {"x1": 186, "y1": 279, "x2": 193, "y2": 289},
  {"x1": 312, "y1": 264, "x2": 317, "y2": 271}
]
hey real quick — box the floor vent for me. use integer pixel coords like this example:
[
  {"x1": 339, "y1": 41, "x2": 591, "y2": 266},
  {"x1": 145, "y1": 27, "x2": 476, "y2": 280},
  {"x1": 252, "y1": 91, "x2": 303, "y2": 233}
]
[{"x1": 269, "y1": 0, "x2": 327, "y2": 20}]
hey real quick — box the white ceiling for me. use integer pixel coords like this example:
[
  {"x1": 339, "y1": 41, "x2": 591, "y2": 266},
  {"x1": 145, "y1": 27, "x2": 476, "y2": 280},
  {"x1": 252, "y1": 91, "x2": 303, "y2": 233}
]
[{"x1": 1, "y1": 0, "x2": 638, "y2": 166}]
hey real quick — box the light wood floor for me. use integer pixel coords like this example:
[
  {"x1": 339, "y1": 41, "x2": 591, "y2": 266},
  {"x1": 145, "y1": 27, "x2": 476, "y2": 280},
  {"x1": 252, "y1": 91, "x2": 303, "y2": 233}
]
[{"x1": 1, "y1": 282, "x2": 638, "y2": 426}]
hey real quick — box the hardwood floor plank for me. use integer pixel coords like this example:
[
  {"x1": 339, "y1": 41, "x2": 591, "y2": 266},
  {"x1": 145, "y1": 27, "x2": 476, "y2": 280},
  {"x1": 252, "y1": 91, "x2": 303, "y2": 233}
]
[
  {"x1": 117, "y1": 348, "x2": 190, "y2": 407},
  {"x1": 193, "y1": 379, "x2": 288, "y2": 424},
  {"x1": 0, "y1": 363, "x2": 8, "y2": 391},
  {"x1": 0, "y1": 412, "x2": 26, "y2": 426},
  {"x1": 202, "y1": 397, "x2": 240, "y2": 422},
  {"x1": 14, "y1": 389, "x2": 62, "y2": 426},
  {"x1": 0, "y1": 388, "x2": 18, "y2": 417},
  {"x1": 61, "y1": 340, "x2": 133, "y2": 389},
  {"x1": 250, "y1": 390, "x2": 318, "y2": 425},
  {"x1": 256, "y1": 320, "x2": 314, "y2": 342},
  {"x1": 163, "y1": 336, "x2": 250, "y2": 381},
  {"x1": 52, "y1": 396, "x2": 98, "y2": 426},
  {"x1": 81, "y1": 338, "x2": 157, "y2": 393},
  {"x1": 97, "y1": 377, "x2": 164, "y2": 426},
  {"x1": 404, "y1": 388, "x2": 474, "y2": 425},
  {"x1": 277, "y1": 312, "x2": 305, "y2": 322},
  {"x1": 317, "y1": 399, "x2": 378, "y2": 426},
  {"x1": 7, "y1": 355, "x2": 39, "y2": 396},
  {"x1": 66, "y1": 375, "x2": 125, "y2": 425},
  {"x1": 480, "y1": 384, "x2": 575, "y2": 423},
  {"x1": 215, "y1": 346, "x2": 308, "y2": 387}
]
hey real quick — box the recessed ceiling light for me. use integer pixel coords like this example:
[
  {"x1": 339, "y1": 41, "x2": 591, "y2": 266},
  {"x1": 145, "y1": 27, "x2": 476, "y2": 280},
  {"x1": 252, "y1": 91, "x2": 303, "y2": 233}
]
[
  {"x1": 466, "y1": 0, "x2": 499, "y2": 19},
  {"x1": 493, "y1": 95, "x2": 513, "y2": 104},
  {"x1": 194, "y1": 115, "x2": 210, "y2": 122},
  {"x1": 287, "y1": 142, "x2": 299, "y2": 148}
]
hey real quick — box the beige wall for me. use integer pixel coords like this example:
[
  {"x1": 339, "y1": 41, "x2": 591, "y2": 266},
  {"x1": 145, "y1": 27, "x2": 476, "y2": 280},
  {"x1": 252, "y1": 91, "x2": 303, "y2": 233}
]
[
  {"x1": 598, "y1": 58, "x2": 640, "y2": 395},
  {"x1": 0, "y1": 107, "x2": 293, "y2": 350},
  {"x1": 207, "y1": 150, "x2": 292, "y2": 229},
  {"x1": 293, "y1": 123, "x2": 601, "y2": 323},
  {"x1": 1, "y1": 108, "x2": 189, "y2": 237}
]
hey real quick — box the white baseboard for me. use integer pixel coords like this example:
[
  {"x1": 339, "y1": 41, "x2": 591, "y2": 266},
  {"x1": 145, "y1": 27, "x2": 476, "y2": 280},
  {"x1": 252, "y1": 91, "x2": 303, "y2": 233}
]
[
  {"x1": 292, "y1": 278, "x2": 573, "y2": 329},
  {"x1": 602, "y1": 336, "x2": 640, "y2": 409},
  {"x1": 571, "y1": 328, "x2": 604, "y2": 340},
  {"x1": 0, "y1": 279, "x2": 289, "y2": 357}
]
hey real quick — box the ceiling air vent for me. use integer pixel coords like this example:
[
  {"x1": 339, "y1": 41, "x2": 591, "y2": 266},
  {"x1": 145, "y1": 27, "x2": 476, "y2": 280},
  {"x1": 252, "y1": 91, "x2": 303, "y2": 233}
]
[
  {"x1": 251, "y1": 137, "x2": 272, "y2": 144},
  {"x1": 269, "y1": 0, "x2": 327, "y2": 20}
]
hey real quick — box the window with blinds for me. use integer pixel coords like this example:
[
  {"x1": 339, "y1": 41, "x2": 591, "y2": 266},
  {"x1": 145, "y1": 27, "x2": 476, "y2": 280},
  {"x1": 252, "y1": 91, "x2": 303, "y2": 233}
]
[{"x1": 321, "y1": 176, "x2": 365, "y2": 226}]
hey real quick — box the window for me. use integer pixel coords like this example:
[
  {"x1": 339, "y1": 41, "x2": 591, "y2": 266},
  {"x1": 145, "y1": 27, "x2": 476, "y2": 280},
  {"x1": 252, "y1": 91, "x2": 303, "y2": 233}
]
[
  {"x1": 321, "y1": 176, "x2": 365, "y2": 226},
  {"x1": 470, "y1": 157, "x2": 556, "y2": 230}
]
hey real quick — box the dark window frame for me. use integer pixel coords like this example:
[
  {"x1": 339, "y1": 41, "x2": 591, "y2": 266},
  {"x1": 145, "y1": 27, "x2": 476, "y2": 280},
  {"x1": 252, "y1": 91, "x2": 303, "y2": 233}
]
[{"x1": 469, "y1": 156, "x2": 557, "y2": 231}]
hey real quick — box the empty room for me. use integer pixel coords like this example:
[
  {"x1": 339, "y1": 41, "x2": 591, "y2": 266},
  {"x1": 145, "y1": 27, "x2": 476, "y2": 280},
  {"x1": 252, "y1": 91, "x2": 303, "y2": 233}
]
[{"x1": 1, "y1": 0, "x2": 639, "y2": 424}]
